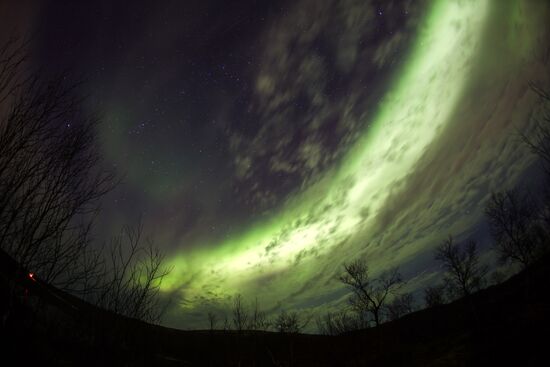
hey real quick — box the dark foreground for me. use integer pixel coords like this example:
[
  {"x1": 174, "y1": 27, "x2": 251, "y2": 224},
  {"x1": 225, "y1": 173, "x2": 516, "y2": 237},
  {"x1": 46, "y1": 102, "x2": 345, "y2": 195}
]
[{"x1": 1, "y1": 250, "x2": 549, "y2": 366}]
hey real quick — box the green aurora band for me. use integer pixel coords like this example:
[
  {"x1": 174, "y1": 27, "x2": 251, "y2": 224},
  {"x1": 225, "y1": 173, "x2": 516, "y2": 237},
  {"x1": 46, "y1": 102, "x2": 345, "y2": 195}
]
[{"x1": 160, "y1": 0, "x2": 543, "y2": 318}]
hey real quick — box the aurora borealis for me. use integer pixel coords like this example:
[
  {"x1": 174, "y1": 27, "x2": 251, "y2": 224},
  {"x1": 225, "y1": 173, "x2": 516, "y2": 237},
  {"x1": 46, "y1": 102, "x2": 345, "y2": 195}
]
[{"x1": 4, "y1": 0, "x2": 549, "y2": 330}]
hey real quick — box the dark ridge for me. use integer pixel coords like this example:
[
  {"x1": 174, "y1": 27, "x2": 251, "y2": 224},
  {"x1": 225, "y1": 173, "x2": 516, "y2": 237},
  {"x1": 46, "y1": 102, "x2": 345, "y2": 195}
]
[{"x1": 1, "y1": 248, "x2": 548, "y2": 366}]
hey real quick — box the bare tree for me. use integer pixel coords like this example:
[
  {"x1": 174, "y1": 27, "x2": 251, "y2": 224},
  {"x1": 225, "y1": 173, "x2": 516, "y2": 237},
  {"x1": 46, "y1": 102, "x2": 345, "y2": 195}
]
[
  {"x1": 339, "y1": 259, "x2": 402, "y2": 327},
  {"x1": 0, "y1": 37, "x2": 173, "y2": 330},
  {"x1": 222, "y1": 312, "x2": 231, "y2": 331},
  {"x1": 273, "y1": 310, "x2": 309, "y2": 334},
  {"x1": 385, "y1": 292, "x2": 415, "y2": 321},
  {"x1": 521, "y1": 83, "x2": 550, "y2": 176},
  {"x1": 232, "y1": 294, "x2": 249, "y2": 331},
  {"x1": 95, "y1": 222, "x2": 171, "y2": 324},
  {"x1": 0, "y1": 37, "x2": 113, "y2": 296},
  {"x1": 248, "y1": 297, "x2": 270, "y2": 331},
  {"x1": 423, "y1": 284, "x2": 446, "y2": 308},
  {"x1": 435, "y1": 236, "x2": 487, "y2": 299},
  {"x1": 316, "y1": 310, "x2": 366, "y2": 335},
  {"x1": 519, "y1": 83, "x2": 550, "y2": 246},
  {"x1": 207, "y1": 311, "x2": 217, "y2": 331},
  {"x1": 485, "y1": 190, "x2": 543, "y2": 269}
]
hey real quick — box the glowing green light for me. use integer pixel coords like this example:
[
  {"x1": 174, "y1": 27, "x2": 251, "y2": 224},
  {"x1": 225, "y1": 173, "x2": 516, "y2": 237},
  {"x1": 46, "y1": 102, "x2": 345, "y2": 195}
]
[{"x1": 162, "y1": 0, "x2": 491, "y2": 307}]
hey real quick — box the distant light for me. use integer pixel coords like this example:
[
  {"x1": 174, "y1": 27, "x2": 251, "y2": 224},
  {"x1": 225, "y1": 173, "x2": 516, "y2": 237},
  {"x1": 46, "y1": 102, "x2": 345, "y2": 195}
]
[{"x1": 28, "y1": 272, "x2": 36, "y2": 281}]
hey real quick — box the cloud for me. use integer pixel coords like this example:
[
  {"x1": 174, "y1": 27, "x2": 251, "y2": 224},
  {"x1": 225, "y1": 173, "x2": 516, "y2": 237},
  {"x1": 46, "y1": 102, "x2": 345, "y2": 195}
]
[
  {"x1": 160, "y1": 0, "x2": 550, "y2": 331},
  {"x1": 227, "y1": 0, "x2": 428, "y2": 212}
]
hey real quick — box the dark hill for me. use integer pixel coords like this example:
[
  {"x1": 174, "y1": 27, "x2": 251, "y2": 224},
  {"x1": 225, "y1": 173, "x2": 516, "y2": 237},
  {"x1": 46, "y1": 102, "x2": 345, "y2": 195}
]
[{"x1": 1, "y1": 249, "x2": 549, "y2": 366}]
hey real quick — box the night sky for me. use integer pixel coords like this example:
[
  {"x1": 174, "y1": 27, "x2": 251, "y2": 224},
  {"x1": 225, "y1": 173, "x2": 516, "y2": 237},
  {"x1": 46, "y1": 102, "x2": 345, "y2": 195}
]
[{"x1": 3, "y1": 0, "x2": 549, "y2": 329}]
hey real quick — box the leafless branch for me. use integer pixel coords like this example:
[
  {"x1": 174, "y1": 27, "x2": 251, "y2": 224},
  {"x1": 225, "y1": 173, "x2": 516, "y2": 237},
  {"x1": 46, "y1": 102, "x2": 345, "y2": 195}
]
[
  {"x1": 435, "y1": 236, "x2": 487, "y2": 298},
  {"x1": 339, "y1": 259, "x2": 402, "y2": 327}
]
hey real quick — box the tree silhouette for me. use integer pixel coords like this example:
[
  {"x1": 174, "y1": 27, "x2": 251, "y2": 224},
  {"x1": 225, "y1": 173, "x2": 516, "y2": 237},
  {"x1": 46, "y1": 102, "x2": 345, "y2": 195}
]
[
  {"x1": 95, "y1": 222, "x2": 171, "y2": 323},
  {"x1": 273, "y1": 310, "x2": 309, "y2": 334},
  {"x1": 222, "y1": 312, "x2": 231, "y2": 331},
  {"x1": 339, "y1": 259, "x2": 402, "y2": 327},
  {"x1": 0, "y1": 37, "x2": 175, "y2": 327},
  {"x1": 521, "y1": 83, "x2": 550, "y2": 176},
  {"x1": 519, "y1": 83, "x2": 550, "y2": 247},
  {"x1": 207, "y1": 311, "x2": 217, "y2": 331},
  {"x1": 232, "y1": 294, "x2": 248, "y2": 331},
  {"x1": 316, "y1": 310, "x2": 366, "y2": 335},
  {"x1": 485, "y1": 190, "x2": 543, "y2": 269},
  {"x1": 248, "y1": 297, "x2": 270, "y2": 331},
  {"x1": 435, "y1": 236, "x2": 487, "y2": 299},
  {"x1": 0, "y1": 36, "x2": 113, "y2": 296}
]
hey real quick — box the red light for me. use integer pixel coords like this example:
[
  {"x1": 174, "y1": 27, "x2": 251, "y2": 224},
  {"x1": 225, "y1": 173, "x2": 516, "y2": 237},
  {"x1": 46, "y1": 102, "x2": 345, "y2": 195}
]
[{"x1": 28, "y1": 272, "x2": 35, "y2": 281}]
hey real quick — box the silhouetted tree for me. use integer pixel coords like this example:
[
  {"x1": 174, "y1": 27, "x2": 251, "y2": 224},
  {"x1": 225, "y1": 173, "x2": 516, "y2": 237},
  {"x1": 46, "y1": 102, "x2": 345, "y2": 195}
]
[
  {"x1": 485, "y1": 190, "x2": 543, "y2": 269},
  {"x1": 423, "y1": 284, "x2": 446, "y2": 308},
  {"x1": 271, "y1": 310, "x2": 310, "y2": 367},
  {"x1": 385, "y1": 292, "x2": 415, "y2": 321},
  {"x1": 222, "y1": 312, "x2": 231, "y2": 331},
  {"x1": 0, "y1": 36, "x2": 113, "y2": 295},
  {"x1": 273, "y1": 310, "x2": 309, "y2": 334},
  {"x1": 521, "y1": 83, "x2": 550, "y2": 176},
  {"x1": 339, "y1": 259, "x2": 402, "y2": 327},
  {"x1": 316, "y1": 310, "x2": 366, "y2": 335},
  {"x1": 95, "y1": 222, "x2": 171, "y2": 323},
  {"x1": 232, "y1": 294, "x2": 248, "y2": 331},
  {"x1": 207, "y1": 311, "x2": 217, "y2": 331},
  {"x1": 519, "y1": 83, "x2": 550, "y2": 247},
  {"x1": 248, "y1": 297, "x2": 270, "y2": 331},
  {"x1": 435, "y1": 236, "x2": 487, "y2": 299}
]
